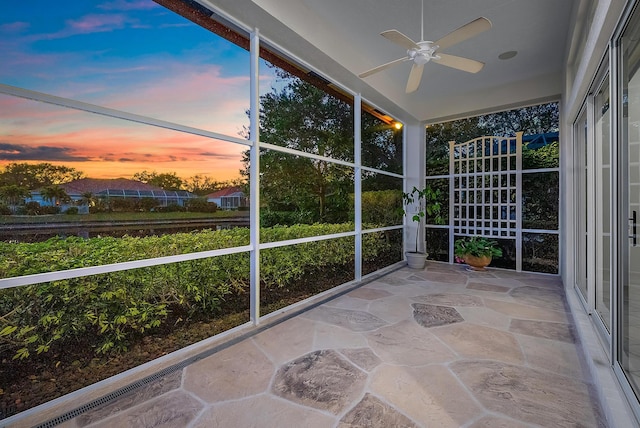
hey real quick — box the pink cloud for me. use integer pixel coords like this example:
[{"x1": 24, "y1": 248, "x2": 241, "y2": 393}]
[
  {"x1": 13, "y1": 13, "x2": 141, "y2": 42},
  {"x1": 0, "y1": 21, "x2": 30, "y2": 33},
  {"x1": 1, "y1": 47, "x2": 255, "y2": 139},
  {"x1": 65, "y1": 14, "x2": 129, "y2": 34},
  {"x1": 95, "y1": 62, "x2": 251, "y2": 134},
  {"x1": 98, "y1": 0, "x2": 158, "y2": 11}
]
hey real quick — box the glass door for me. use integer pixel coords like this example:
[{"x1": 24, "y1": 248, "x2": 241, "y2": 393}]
[
  {"x1": 620, "y1": 6, "x2": 640, "y2": 398},
  {"x1": 575, "y1": 108, "x2": 589, "y2": 301},
  {"x1": 595, "y1": 72, "x2": 612, "y2": 332}
]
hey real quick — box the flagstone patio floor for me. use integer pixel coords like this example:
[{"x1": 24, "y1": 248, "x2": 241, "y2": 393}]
[{"x1": 58, "y1": 262, "x2": 605, "y2": 427}]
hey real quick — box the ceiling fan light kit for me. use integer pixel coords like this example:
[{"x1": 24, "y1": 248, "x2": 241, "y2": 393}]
[
  {"x1": 408, "y1": 42, "x2": 439, "y2": 65},
  {"x1": 359, "y1": 0, "x2": 492, "y2": 93}
]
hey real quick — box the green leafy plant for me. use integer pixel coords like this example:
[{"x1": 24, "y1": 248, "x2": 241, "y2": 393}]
[
  {"x1": 401, "y1": 186, "x2": 444, "y2": 253},
  {"x1": 454, "y1": 236, "x2": 503, "y2": 258},
  {"x1": 402, "y1": 187, "x2": 425, "y2": 253}
]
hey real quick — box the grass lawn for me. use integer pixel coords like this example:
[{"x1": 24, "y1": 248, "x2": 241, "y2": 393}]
[{"x1": 0, "y1": 210, "x2": 249, "y2": 225}]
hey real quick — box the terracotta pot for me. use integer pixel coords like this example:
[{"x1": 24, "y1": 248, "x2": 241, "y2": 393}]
[{"x1": 463, "y1": 254, "x2": 492, "y2": 271}]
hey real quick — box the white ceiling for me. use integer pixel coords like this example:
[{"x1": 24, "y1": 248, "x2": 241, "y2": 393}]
[{"x1": 205, "y1": 0, "x2": 576, "y2": 124}]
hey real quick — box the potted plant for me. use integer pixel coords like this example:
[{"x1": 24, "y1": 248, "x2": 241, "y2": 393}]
[
  {"x1": 401, "y1": 186, "x2": 443, "y2": 269},
  {"x1": 454, "y1": 236, "x2": 503, "y2": 271}
]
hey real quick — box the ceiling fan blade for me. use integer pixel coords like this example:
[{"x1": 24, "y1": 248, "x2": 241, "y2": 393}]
[
  {"x1": 433, "y1": 53, "x2": 484, "y2": 73},
  {"x1": 381, "y1": 29, "x2": 420, "y2": 50},
  {"x1": 406, "y1": 63, "x2": 424, "y2": 93},
  {"x1": 434, "y1": 17, "x2": 492, "y2": 50},
  {"x1": 359, "y1": 57, "x2": 408, "y2": 78}
]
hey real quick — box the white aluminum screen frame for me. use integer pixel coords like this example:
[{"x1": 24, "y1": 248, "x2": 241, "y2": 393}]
[{"x1": 449, "y1": 132, "x2": 523, "y2": 271}]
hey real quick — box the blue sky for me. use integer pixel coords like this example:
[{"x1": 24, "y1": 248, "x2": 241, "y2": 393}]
[{"x1": 0, "y1": 0, "x2": 275, "y2": 180}]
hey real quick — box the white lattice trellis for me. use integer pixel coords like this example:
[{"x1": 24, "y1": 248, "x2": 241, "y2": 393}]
[{"x1": 449, "y1": 132, "x2": 523, "y2": 270}]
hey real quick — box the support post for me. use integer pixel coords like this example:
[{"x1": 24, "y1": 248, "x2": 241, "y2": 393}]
[
  {"x1": 354, "y1": 95, "x2": 362, "y2": 281},
  {"x1": 249, "y1": 29, "x2": 260, "y2": 325}
]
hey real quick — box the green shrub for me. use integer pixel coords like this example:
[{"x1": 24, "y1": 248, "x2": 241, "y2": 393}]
[
  {"x1": 0, "y1": 205, "x2": 11, "y2": 215},
  {"x1": 0, "y1": 223, "x2": 392, "y2": 359},
  {"x1": 522, "y1": 141, "x2": 559, "y2": 169},
  {"x1": 138, "y1": 197, "x2": 159, "y2": 212},
  {"x1": 111, "y1": 198, "x2": 136, "y2": 212},
  {"x1": 260, "y1": 210, "x2": 315, "y2": 227},
  {"x1": 157, "y1": 203, "x2": 185, "y2": 213},
  {"x1": 24, "y1": 201, "x2": 41, "y2": 215},
  {"x1": 359, "y1": 190, "x2": 403, "y2": 226},
  {"x1": 186, "y1": 197, "x2": 217, "y2": 213},
  {"x1": 65, "y1": 207, "x2": 79, "y2": 215},
  {"x1": 40, "y1": 206, "x2": 60, "y2": 215}
]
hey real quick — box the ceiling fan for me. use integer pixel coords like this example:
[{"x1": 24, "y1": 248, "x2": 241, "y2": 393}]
[{"x1": 359, "y1": 0, "x2": 492, "y2": 93}]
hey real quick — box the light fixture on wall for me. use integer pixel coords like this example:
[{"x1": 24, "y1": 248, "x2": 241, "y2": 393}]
[{"x1": 394, "y1": 122, "x2": 403, "y2": 130}]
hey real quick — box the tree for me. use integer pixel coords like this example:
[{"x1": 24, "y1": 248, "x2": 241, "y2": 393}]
[
  {"x1": 79, "y1": 192, "x2": 95, "y2": 207},
  {"x1": 184, "y1": 175, "x2": 244, "y2": 196},
  {"x1": 184, "y1": 174, "x2": 219, "y2": 195},
  {"x1": 479, "y1": 103, "x2": 559, "y2": 136},
  {"x1": 425, "y1": 117, "x2": 484, "y2": 175},
  {"x1": 0, "y1": 162, "x2": 84, "y2": 189},
  {"x1": 246, "y1": 70, "x2": 354, "y2": 221},
  {"x1": 425, "y1": 102, "x2": 560, "y2": 175},
  {"x1": 132, "y1": 171, "x2": 183, "y2": 191},
  {"x1": 40, "y1": 185, "x2": 70, "y2": 207},
  {"x1": 360, "y1": 112, "x2": 404, "y2": 191},
  {"x1": 0, "y1": 185, "x2": 31, "y2": 213}
]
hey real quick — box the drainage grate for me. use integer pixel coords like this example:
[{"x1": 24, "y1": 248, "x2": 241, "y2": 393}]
[
  {"x1": 32, "y1": 330, "x2": 256, "y2": 428},
  {"x1": 34, "y1": 363, "x2": 188, "y2": 428},
  {"x1": 32, "y1": 325, "x2": 272, "y2": 427},
  {"x1": 0, "y1": 405, "x2": 17, "y2": 420}
]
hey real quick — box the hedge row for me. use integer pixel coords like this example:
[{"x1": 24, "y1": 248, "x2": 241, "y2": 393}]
[{"x1": 0, "y1": 223, "x2": 394, "y2": 359}]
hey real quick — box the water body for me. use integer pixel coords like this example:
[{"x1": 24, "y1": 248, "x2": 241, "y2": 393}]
[{"x1": 0, "y1": 219, "x2": 249, "y2": 243}]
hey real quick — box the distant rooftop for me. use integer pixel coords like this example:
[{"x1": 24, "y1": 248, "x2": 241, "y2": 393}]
[
  {"x1": 206, "y1": 186, "x2": 244, "y2": 198},
  {"x1": 60, "y1": 178, "x2": 165, "y2": 195}
]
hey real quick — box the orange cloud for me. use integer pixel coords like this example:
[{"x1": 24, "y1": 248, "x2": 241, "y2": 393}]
[{"x1": 0, "y1": 96, "x2": 248, "y2": 182}]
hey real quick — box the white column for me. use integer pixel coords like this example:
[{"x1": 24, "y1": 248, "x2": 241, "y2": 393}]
[
  {"x1": 404, "y1": 121, "x2": 426, "y2": 254},
  {"x1": 249, "y1": 29, "x2": 260, "y2": 325}
]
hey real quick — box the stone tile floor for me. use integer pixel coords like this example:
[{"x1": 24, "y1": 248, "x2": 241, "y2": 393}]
[{"x1": 61, "y1": 262, "x2": 605, "y2": 427}]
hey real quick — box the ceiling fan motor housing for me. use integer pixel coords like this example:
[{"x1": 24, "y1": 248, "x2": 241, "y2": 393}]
[{"x1": 408, "y1": 42, "x2": 440, "y2": 64}]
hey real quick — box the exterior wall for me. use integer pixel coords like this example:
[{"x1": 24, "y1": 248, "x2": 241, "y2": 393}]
[
  {"x1": 560, "y1": 1, "x2": 639, "y2": 426},
  {"x1": 207, "y1": 192, "x2": 248, "y2": 209},
  {"x1": 207, "y1": 197, "x2": 222, "y2": 206}
]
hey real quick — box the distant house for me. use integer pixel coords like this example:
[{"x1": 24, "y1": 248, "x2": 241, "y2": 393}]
[
  {"x1": 29, "y1": 178, "x2": 197, "y2": 213},
  {"x1": 206, "y1": 186, "x2": 248, "y2": 210}
]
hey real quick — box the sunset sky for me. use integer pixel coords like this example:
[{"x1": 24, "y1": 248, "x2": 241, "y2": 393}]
[{"x1": 0, "y1": 0, "x2": 275, "y2": 182}]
